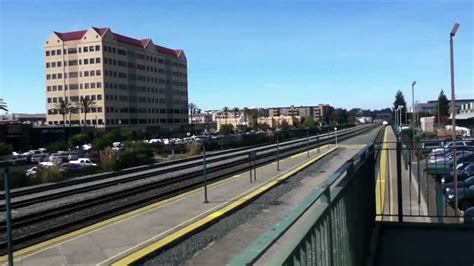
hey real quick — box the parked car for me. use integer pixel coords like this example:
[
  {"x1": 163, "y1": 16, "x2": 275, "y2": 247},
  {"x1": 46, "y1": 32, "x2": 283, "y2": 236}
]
[
  {"x1": 25, "y1": 166, "x2": 38, "y2": 177},
  {"x1": 441, "y1": 163, "x2": 474, "y2": 185},
  {"x1": 443, "y1": 176, "x2": 474, "y2": 195},
  {"x1": 426, "y1": 152, "x2": 474, "y2": 176},
  {"x1": 68, "y1": 158, "x2": 97, "y2": 167},
  {"x1": 31, "y1": 153, "x2": 50, "y2": 163},
  {"x1": 446, "y1": 184, "x2": 474, "y2": 210},
  {"x1": 49, "y1": 153, "x2": 70, "y2": 164},
  {"x1": 421, "y1": 140, "x2": 443, "y2": 155},
  {"x1": 464, "y1": 206, "x2": 474, "y2": 224},
  {"x1": 9, "y1": 153, "x2": 28, "y2": 165}
]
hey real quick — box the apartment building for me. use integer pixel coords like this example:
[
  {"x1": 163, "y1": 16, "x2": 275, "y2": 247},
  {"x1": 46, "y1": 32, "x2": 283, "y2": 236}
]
[{"x1": 44, "y1": 27, "x2": 188, "y2": 131}]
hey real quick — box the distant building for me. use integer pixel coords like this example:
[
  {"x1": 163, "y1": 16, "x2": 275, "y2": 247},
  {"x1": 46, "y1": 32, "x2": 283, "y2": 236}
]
[
  {"x1": 44, "y1": 27, "x2": 188, "y2": 132},
  {"x1": 420, "y1": 117, "x2": 435, "y2": 132},
  {"x1": 416, "y1": 99, "x2": 474, "y2": 115},
  {"x1": 314, "y1": 104, "x2": 334, "y2": 125},
  {"x1": 257, "y1": 115, "x2": 300, "y2": 129},
  {"x1": 0, "y1": 113, "x2": 46, "y2": 125}
]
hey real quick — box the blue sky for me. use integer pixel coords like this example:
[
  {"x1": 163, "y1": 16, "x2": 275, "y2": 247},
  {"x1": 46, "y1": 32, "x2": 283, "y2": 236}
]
[{"x1": 0, "y1": 0, "x2": 472, "y2": 113}]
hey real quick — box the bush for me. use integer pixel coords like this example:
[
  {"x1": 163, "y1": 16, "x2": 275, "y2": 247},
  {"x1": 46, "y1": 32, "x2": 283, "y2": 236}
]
[
  {"x1": 117, "y1": 142, "x2": 154, "y2": 169},
  {"x1": 47, "y1": 141, "x2": 68, "y2": 152},
  {"x1": 92, "y1": 134, "x2": 113, "y2": 151},
  {"x1": 220, "y1": 124, "x2": 234, "y2": 135},
  {"x1": 99, "y1": 147, "x2": 119, "y2": 171},
  {"x1": 0, "y1": 143, "x2": 13, "y2": 156},
  {"x1": 70, "y1": 133, "x2": 89, "y2": 146},
  {"x1": 36, "y1": 166, "x2": 63, "y2": 183},
  {"x1": 186, "y1": 143, "x2": 202, "y2": 156}
]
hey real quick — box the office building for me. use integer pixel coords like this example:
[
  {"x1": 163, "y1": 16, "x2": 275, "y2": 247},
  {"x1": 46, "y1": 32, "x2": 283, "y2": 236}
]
[{"x1": 44, "y1": 27, "x2": 188, "y2": 131}]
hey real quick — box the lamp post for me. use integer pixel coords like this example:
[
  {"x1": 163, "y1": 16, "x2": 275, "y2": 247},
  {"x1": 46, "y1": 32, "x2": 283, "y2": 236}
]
[
  {"x1": 450, "y1": 22, "x2": 460, "y2": 215},
  {"x1": 412, "y1": 81, "x2": 416, "y2": 159},
  {"x1": 334, "y1": 127, "x2": 338, "y2": 146}
]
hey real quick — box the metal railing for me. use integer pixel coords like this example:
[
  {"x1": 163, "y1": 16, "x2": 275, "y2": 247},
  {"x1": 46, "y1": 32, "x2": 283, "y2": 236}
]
[
  {"x1": 229, "y1": 145, "x2": 376, "y2": 265},
  {"x1": 375, "y1": 138, "x2": 473, "y2": 223}
]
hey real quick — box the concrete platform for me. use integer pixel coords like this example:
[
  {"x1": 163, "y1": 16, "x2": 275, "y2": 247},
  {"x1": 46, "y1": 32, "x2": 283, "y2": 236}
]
[
  {"x1": 184, "y1": 128, "x2": 381, "y2": 265},
  {"x1": 3, "y1": 143, "x2": 336, "y2": 266}
]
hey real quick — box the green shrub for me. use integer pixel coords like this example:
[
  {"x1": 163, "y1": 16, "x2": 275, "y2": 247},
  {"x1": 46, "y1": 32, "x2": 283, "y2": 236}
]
[
  {"x1": 47, "y1": 141, "x2": 68, "y2": 152},
  {"x1": 70, "y1": 133, "x2": 89, "y2": 146},
  {"x1": 186, "y1": 143, "x2": 201, "y2": 156},
  {"x1": 117, "y1": 142, "x2": 154, "y2": 169},
  {"x1": 0, "y1": 143, "x2": 13, "y2": 156},
  {"x1": 99, "y1": 147, "x2": 119, "y2": 171},
  {"x1": 36, "y1": 166, "x2": 63, "y2": 183}
]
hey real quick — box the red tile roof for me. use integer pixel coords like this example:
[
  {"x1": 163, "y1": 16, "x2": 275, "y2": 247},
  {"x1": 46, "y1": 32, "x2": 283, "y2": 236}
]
[{"x1": 54, "y1": 27, "x2": 182, "y2": 57}]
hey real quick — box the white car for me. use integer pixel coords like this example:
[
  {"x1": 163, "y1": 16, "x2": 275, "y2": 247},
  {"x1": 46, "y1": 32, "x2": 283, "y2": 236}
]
[
  {"x1": 25, "y1": 166, "x2": 38, "y2": 177},
  {"x1": 68, "y1": 158, "x2": 97, "y2": 167}
]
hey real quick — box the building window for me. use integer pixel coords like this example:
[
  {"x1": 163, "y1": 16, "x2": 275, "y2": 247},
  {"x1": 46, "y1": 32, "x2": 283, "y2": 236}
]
[
  {"x1": 84, "y1": 58, "x2": 89, "y2": 65},
  {"x1": 45, "y1": 51, "x2": 50, "y2": 56},
  {"x1": 117, "y1": 49, "x2": 126, "y2": 55},
  {"x1": 68, "y1": 60, "x2": 78, "y2": 66},
  {"x1": 95, "y1": 45, "x2": 100, "y2": 51},
  {"x1": 85, "y1": 83, "x2": 89, "y2": 89},
  {"x1": 91, "y1": 95, "x2": 96, "y2": 101},
  {"x1": 97, "y1": 94, "x2": 102, "y2": 100},
  {"x1": 53, "y1": 97, "x2": 58, "y2": 103},
  {"x1": 84, "y1": 71, "x2": 89, "y2": 77},
  {"x1": 96, "y1": 57, "x2": 101, "y2": 64},
  {"x1": 91, "y1": 83, "x2": 96, "y2": 89},
  {"x1": 97, "y1": 82, "x2": 102, "y2": 88},
  {"x1": 67, "y1": 47, "x2": 77, "y2": 54},
  {"x1": 47, "y1": 98, "x2": 51, "y2": 103},
  {"x1": 58, "y1": 85, "x2": 63, "y2": 91},
  {"x1": 57, "y1": 49, "x2": 61, "y2": 55},
  {"x1": 47, "y1": 86, "x2": 51, "y2": 91},
  {"x1": 46, "y1": 62, "x2": 50, "y2": 68},
  {"x1": 57, "y1": 61, "x2": 62, "y2": 67},
  {"x1": 89, "y1": 46, "x2": 94, "y2": 52},
  {"x1": 96, "y1": 70, "x2": 101, "y2": 76},
  {"x1": 57, "y1": 73, "x2": 62, "y2": 79},
  {"x1": 52, "y1": 74, "x2": 57, "y2": 79},
  {"x1": 78, "y1": 47, "x2": 82, "y2": 53},
  {"x1": 90, "y1": 71, "x2": 95, "y2": 77}
]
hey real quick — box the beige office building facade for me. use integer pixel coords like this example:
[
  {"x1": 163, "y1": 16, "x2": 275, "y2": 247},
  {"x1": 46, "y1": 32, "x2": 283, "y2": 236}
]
[{"x1": 44, "y1": 27, "x2": 188, "y2": 131}]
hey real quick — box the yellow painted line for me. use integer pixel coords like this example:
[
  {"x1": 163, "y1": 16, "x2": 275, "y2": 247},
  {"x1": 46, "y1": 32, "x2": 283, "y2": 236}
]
[
  {"x1": 111, "y1": 147, "x2": 337, "y2": 266},
  {"x1": 375, "y1": 128, "x2": 388, "y2": 221},
  {"x1": 1, "y1": 145, "x2": 332, "y2": 264}
]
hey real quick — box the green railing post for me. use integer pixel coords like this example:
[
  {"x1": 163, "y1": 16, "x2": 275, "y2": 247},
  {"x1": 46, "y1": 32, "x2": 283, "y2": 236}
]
[{"x1": 4, "y1": 166, "x2": 14, "y2": 266}]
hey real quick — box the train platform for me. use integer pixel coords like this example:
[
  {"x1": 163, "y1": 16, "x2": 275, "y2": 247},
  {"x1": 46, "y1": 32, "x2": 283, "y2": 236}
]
[{"x1": 3, "y1": 142, "x2": 345, "y2": 265}]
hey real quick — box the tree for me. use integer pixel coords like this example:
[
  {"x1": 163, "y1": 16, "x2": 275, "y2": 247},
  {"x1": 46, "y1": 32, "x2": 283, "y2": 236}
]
[
  {"x1": 302, "y1": 116, "x2": 317, "y2": 129},
  {"x1": 249, "y1": 109, "x2": 259, "y2": 129},
  {"x1": 0, "y1": 98, "x2": 8, "y2": 112},
  {"x1": 0, "y1": 143, "x2": 13, "y2": 157},
  {"x1": 393, "y1": 90, "x2": 407, "y2": 124},
  {"x1": 243, "y1": 107, "x2": 250, "y2": 126},
  {"x1": 220, "y1": 124, "x2": 234, "y2": 135},
  {"x1": 188, "y1": 103, "x2": 198, "y2": 132},
  {"x1": 281, "y1": 120, "x2": 290, "y2": 130},
  {"x1": 223, "y1": 106, "x2": 229, "y2": 124},
  {"x1": 54, "y1": 101, "x2": 72, "y2": 143},
  {"x1": 435, "y1": 89, "x2": 449, "y2": 129},
  {"x1": 233, "y1": 107, "x2": 239, "y2": 126},
  {"x1": 76, "y1": 97, "x2": 97, "y2": 133}
]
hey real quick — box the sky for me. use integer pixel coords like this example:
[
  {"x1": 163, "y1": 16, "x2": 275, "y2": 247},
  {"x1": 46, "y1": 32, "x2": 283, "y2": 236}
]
[{"x1": 0, "y1": 0, "x2": 472, "y2": 114}]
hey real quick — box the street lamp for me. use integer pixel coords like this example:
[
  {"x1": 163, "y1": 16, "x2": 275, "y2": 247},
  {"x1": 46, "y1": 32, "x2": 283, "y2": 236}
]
[
  {"x1": 412, "y1": 81, "x2": 416, "y2": 159},
  {"x1": 334, "y1": 127, "x2": 338, "y2": 146},
  {"x1": 450, "y1": 22, "x2": 460, "y2": 215}
]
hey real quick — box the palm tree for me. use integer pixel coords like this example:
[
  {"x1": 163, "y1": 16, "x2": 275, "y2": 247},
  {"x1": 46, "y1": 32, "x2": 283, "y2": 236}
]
[
  {"x1": 223, "y1": 106, "x2": 229, "y2": 125},
  {"x1": 188, "y1": 103, "x2": 198, "y2": 133},
  {"x1": 233, "y1": 107, "x2": 239, "y2": 126},
  {"x1": 54, "y1": 101, "x2": 72, "y2": 143},
  {"x1": 0, "y1": 98, "x2": 8, "y2": 112},
  {"x1": 76, "y1": 97, "x2": 97, "y2": 132}
]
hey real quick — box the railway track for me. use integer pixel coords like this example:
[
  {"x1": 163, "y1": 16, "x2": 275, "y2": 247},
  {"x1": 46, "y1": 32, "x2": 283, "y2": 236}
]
[{"x1": 0, "y1": 124, "x2": 379, "y2": 254}]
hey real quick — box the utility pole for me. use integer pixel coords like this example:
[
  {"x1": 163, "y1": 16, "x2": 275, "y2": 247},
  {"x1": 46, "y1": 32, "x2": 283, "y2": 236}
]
[{"x1": 450, "y1": 22, "x2": 460, "y2": 215}]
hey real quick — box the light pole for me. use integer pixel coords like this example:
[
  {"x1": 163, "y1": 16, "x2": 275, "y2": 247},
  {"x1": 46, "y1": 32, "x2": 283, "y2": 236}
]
[
  {"x1": 2, "y1": 165, "x2": 13, "y2": 266},
  {"x1": 438, "y1": 94, "x2": 441, "y2": 129},
  {"x1": 450, "y1": 22, "x2": 460, "y2": 215},
  {"x1": 276, "y1": 129, "x2": 280, "y2": 171},
  {"x1": 334, "y1": 127, "x2": 338, "y2": 146},
  {"x1": 412, "y1": 81, "x2": 416, "y2": 158}
]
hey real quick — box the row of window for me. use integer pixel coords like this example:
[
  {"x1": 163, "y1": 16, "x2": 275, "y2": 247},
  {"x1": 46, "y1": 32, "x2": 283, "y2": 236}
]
[
  {"x1": 47, "y1": 117, "x2": 187, "y2": 126},
  {"x1": 48, "y1": 107, "x2": 103, "y2": 115},
  {"x1": 48, "y1": 119, "x2": 104, "y2": 125},
  {"x1": 47, "y1": 94, "x2": 103, "y2": 104},
  {"x1": 103, "y1": 45, "x2": 186, "y2": 69},
  {"x1": 102, "y1": 70, "x2": 187, "y2": 86},
  {"x1": 66, "y1": 70, "x2": 101, "y2": 78},
  {"x1": 105, "y1": 107, "x2": 187, "y2": 115},
  {"x1": 46, "y1": 61, "x2": 62, "y2": 68},
  {"x1": 45, "y1": 45, "x2": 101, "y2": 57},
  {"x1": 103, "y1": 82, "x2": 187, "y2": 96},
  {"x1": 103, "y1": 57, "x2": 186, "y2": 77}
]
